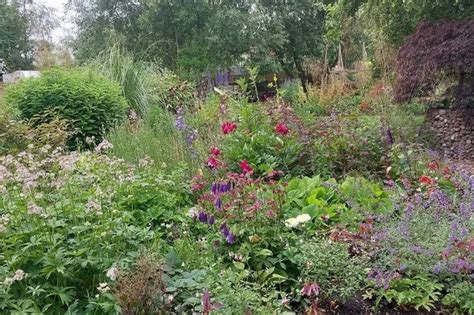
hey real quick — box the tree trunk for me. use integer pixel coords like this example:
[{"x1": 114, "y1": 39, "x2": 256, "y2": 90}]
[
  {"x1": 293, "y1": 54, "x2": 308, "y2": 94},
  {"x1": 321, "y1": 44, "x2": 328, "y2": 91}
]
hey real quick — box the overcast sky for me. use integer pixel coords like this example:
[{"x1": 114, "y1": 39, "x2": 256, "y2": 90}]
[{"x1": 41, "y1": 0, "x2": 74, "y2": 43}]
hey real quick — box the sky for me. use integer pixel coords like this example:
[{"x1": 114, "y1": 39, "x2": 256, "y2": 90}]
[{"x1": 40, "y1": 0, "x2": 74, "y2": 44}]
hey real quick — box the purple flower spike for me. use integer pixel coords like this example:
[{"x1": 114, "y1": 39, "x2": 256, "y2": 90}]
[
  {"x1": 207, "y1": 215, "x2": 215, "y2": 225},
  {"x1": 211, "y1": 182, "x2": 218, "y2": 195},
  {"x1": 220, "y1": 223, "x2": 229, "y2": 236},
  {"x1": 198, "y1": 211, "x2": 208, "y2": 223},
  {"x1": 226, "y1": 232, "x2": 235, "y2": 244},
  {"x1": 220, "y1": 182, "x2": 231, "y2": 193},
  {"x1": 214, "y1": 197, "x2": 222, "y2": 210}
]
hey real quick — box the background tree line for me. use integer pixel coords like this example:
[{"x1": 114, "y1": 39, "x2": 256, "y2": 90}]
[{"x1": 2, "y1": 0, "x2": 473, "y2": 84}]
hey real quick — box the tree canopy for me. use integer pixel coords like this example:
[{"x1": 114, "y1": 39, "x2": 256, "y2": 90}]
[
  {"x1": 0, "y1": 2, "x2": 32, "y2": 70},
  {"x1": 395, "y1": 19, "x2": 474, "y2": 104}
]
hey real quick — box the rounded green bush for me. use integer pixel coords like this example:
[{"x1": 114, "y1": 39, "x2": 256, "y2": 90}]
[{"x1": 5, "y1": 68, "x2": 127, "y2": 148}]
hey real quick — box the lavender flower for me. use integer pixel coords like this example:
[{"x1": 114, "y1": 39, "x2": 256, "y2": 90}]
[
  {"x1": 220, "y1": 223, "x2": 235, "y2": 244},
  {"x1": 432, "y1": 262, "x2": 443, "y2": 274},
  {"x1": 398, "y1": 221, "x2": 410, "y2": 240}
]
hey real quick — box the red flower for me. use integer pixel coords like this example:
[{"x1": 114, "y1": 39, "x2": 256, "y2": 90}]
[
  {"x1": 207, "y1": 157, "x2": 219, "y2": 169},
  {"x1": 240, "y1": 160, "x2": 253, "y2": 174},
  {"x1": 210, "y1": 147, "x2": 221, "y2": 156},
  {"x1": 427, "y1": 161, "x2": 439, "y2": 170},
  {"x1": 419, "y1": 175, "x2": 435, "y2": 185},
  {"x1": 275, "y1": 122, "x2": 289, "y2": 135},
  {"x1": 221, "y1": 121, "x2": 237, "y2": 134}
]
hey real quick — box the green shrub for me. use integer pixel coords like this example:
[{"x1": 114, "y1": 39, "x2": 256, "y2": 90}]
[
  {"x1": 311, "y1": 115, "x2": 388, "y2": 178},
  {"x1": 220, "y1": 103, "x2": 304, "y2": 177},
  {"x1": 149, "y1": 69, "x2": 196, "y2": 113},
  {"x1": 5, "y1": 69, "x2": 127, "y2": 149}
]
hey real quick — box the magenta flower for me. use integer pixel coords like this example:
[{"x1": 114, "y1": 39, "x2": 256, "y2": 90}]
[
  {"x1": 207, "y1": 157, "x2": 219, "y2": 169},
  {"x1": 210, "y1": 147, "x2": 221, "y2": 156},
  {"x1": 240, "y1": 160, "x2": 253, "y2": 174},
  {"x1": 275, "y1": 122, "x2": 289, "y2": 135},
  {"x1": 221, "y1": 122, "x2": 237, "y2": 134}
]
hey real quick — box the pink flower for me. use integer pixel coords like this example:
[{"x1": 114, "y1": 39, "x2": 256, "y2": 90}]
[
  {"x1": 210, "y1": 147, "x2": 221, "y2": 156},
  {"x1": 275, "y1": 122, "x2": 289, "y2": 135},
  {"x1": 240, "y1": 160, "x2": 253, "y2": 174},
  {"x1": 207, "y1": 157, "x2": 219, "y2": 169},
  {"x1": 301, "y1": 282, "x2": 320, "y2": 297},
  {"x1": 427, "y1": 161, "x2": 439, "y2": 170},
  {"x1": 221, "y1": 122, "x2": 237, "y2": 134}
]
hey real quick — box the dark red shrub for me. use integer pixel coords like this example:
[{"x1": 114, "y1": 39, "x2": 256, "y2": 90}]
[{"x1": 394, "y1": 20, "x2": 474, "y2": 104}]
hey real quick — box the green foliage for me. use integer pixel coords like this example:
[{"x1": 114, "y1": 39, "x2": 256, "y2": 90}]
[
  {"x1": 311, "y1": 114, "x2": 388, "y2": 178},
  {"x1": 148, "y1": 69, "x2": 196, "y2": 113},
  {"x1": 5, "y1": 69, "x2": 127, "y2": 149},
  {"x1": 285, "y1": 176, "x2": 391, "y2": 229},
  {"x1": 294, "y1": 240, "x2": 369, "y2": 301},
  {"x1": 222, "y1": 126, "x2": 302, "y2": 177},
  {"x1": 442, "y1": 282, "x2": 474, "y2": 315},
  {"x1": 364, "y1": 0, "x2": 474, "y2": 45},
  {"x1": 108, "y1": 106, "x2": 195, "y2": 171},
  {"x1": 364, "y1": 276, "x2": 444, "y2": 311},
  {"x1": 0, "y1": 149, "x2": 191, "y2": 313},
  {"x1": 0, "y1": 113, "x2": 70, "y2": 156},
  {"x1": 216, "y1": 102, "x2": 305, "y2": 177}
]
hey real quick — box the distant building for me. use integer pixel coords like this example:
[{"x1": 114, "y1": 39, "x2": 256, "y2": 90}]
[{"x1": 3, "y1": 70, "x2": 40, "y2": 83}]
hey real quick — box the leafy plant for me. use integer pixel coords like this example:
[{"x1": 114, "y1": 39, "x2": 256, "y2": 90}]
[
  {"x1": 442, "y1": 281, "x2": 474, "y2": 315},
  {"x1": 0, "y1": 149, "x2": 190, "y2": 313},
  {"x1": 285, "y1": 176, "x2": 392, "y2": 229},
  {"x1": 364, "y1": 276, "x2": 444, "y2": 311},
  {"x1": 5, "y1": 68, "x2": 127, "y2": 149}
]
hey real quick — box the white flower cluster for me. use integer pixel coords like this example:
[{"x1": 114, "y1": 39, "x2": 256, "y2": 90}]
[
  {"x1": 285, "y1": 214, "x2": 311, "y2": 228},
  {"x1": 3, "y1": 269, "x2": 27, "y2": 286},
  {"x1": 97, "y1": 282, "x2": 110, "y2": 294},
  {"x1": 94, "y1": 139, "x2": 114, "y2": 153},
  {"x1": 0, "y1": 214, "x2": 10, "y2": 233},
  {"x1": 106, "y1": 266, "x2": 119, "y2": 281},
  {"x1": 27, "y1": 201, "x2": 43, "y2": 215}
]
